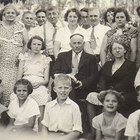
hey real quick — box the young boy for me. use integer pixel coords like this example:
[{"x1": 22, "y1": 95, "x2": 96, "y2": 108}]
[{"x1": 41, "y1": 74, "x2": 82, "y2": 140}]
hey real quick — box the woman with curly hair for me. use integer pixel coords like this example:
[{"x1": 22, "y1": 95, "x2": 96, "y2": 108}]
[
  {"x1": 86, "y1": 39, "x2": 139, "y2": 138},
  {"x1": 0, "y1": 4, "x2": 28, "y2": 106},
  {"x1": 53, "y1": 8, "x2": 90, "y2": 59},
  {"x1": 103, "y1": 7, "x2": 116, "y2": 28},
  {"x1": 100, "y1": 7, "x2": 138, "y2": 66},
  {"x1": 92, "y1": 89, "x2": 127, "y2": 140}
]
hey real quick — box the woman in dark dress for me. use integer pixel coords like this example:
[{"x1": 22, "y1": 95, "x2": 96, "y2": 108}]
[
  {"x1": 100, "y1": 7, "x2": 138, "y2": 66},
  {"x1": 86, "y1": 38, "x2": 139, "y2": 138}
]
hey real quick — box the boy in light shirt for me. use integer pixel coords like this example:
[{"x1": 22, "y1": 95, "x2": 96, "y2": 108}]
[{"x1": 41, "y1": 74, "x2": 82, "y2": 140}]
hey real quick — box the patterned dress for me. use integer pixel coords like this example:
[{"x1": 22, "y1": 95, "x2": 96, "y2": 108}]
[
  {"x1": 19, "y1": 53, "x2": 52, "y2": 106},
  {"x1": 0, "y1": 21, "x2": 25, "y2": 106},
  {"x1": 105, "y1": 26, "x2": 138, "y2": 62}
]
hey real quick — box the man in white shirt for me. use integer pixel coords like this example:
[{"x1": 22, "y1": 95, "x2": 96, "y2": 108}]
[
  {"x1": 87, "y1": 8, "x2": 111, "y2": 62},
  {"x1": 29, "y1": 9, "x2": 54, "y2": 56},
  {"x1": 46, "y1": 6, "x2": 67, "y2": 29}
]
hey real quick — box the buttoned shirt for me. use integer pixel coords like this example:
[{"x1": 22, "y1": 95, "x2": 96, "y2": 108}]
[
  {"x1": 87, "y1": 23, "x2": 111, "y2": 55},
  {"x1": 125, "y1": 109, "x2": 140, "y2": 137},
  {"x1": 55, "y1": 20, "x2": 67, "y2": 30},
  {"x1": 29, "y1": 21, "x2": 54, "y2": 55},
  {"x1": 41, "y1": 97, "x2": 82, "y2": 133}
]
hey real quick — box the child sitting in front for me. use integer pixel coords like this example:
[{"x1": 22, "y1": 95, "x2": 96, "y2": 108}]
[
  {"x1": 125, "y1": 110, "x2": 140, "y2": 140},
  {"x1": 41, "y1": 74, "x2": 82, "y2": 140},
  {"x1": 7, "y1": 79, "x2": 40, "y2": 133},
  {"x1": 92, "y1": 89, "x2": 127, "y2": 140}
]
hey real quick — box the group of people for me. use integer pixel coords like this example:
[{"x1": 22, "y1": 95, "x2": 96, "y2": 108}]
[{"x1": 0, "y1": 2, "x2": 140, "y2": 140}]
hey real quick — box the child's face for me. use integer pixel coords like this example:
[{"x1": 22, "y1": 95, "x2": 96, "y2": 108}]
[
  {"x1": 16, "y1": 85, "x2": 28, "y2": 102},
  {"x1": 54, "y1": 81, "x2": 71, "y2": 102},
  {"x1": 31, "y1": 39, "x2": 42, "y2": 54},
  {"x1": 103, "y1": 93, "x2": 118, "y2": 113}
]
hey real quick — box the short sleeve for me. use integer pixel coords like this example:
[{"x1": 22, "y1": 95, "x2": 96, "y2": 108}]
[
  {"x1": 125, "y1": 113, "x2": 138, "y2": 137},
  {"x1": 92, "y1": 115, "x2": 102, "y2": 130},
  {"x1": 129, "y1": 27, "x2": 138, "y2": 38},
  {"x1": 72, "y1": 105, "x2": 83, "y2": 133},
  {"x1": 41, "y1": 104, "x2": 49, "y2": 128},
  {"x1": 7, "y1": 100, "x2": 17, "y2": 118},
  {"x1": 116, "y1": 114, "x2": 127, "y2": 132},
  {"x1": 42, "y1": 56, "x2": 52, "y2": 69},
  {"x1": 18, "y1": 53, "x2": 29, "y2": 61},
  {"x1": 26, "y1": 98, "x2": 40, "y2": 118}
]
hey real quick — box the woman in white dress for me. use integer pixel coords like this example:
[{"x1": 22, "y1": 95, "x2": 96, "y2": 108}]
[
  {"x1": 54, "y1": 8, "x2": 91, "y2": 59},
  {"x1": 17, "y1": 35, "x2": 51, "y2": 131}
]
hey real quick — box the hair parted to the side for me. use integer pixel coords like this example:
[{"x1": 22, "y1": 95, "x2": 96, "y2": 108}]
[
  {"x1": 103, "y1": 7, "x2": 116, "y2": 23},
  {"x1": 64, "y1": 8, "x2": 81, "y2": 23},
  {"x1": 54, "y1": 74, "x2": 72, "y2": 87},
  {"x1": 97, "y1": 89, "x2": 124, "y2": 106},
  {"x1": 27, "y1": 35, "x2": 45, "y2": 50},
  {"x1": 35, "y1": 9, "x2": 47, "y2": 16},
  {"x1": 14, "y1": 79, "x2": 33, "y2": 95}
]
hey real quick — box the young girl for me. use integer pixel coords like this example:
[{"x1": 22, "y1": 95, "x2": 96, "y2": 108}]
[
  {"x1": 16, "y1": 35, "x2": 51, "y2": 131},
  {"x1": 92, "y1": 89, "x2": 127, "y2": 140},
  {"x1": 7, "y1": 79, "x2": 40, "y2": 133}
]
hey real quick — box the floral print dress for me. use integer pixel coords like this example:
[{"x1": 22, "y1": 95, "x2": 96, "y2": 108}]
[{"x1": 0, "y1": 21, "x2": 25, "y2": 106}]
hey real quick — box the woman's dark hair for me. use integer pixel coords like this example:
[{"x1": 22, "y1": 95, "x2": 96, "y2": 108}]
[
  {"x1": 98, "y1": 89, "x2": 124, "y2": 106},
  {"x1": 27, "y1": 35, "x2": 45, "y2": 50},
  {"x1": 103, "y1": 7, "x2": 116, "y2": 23},
  {"x1": 64, "y1": 8, "x2": 81, "y2": 23},
  {"x1": 136, "y1": 6, "x2": 140, "y2": 17},
  {"x1": 13, "y1": 79, "x2": 33, "y2": 95},
  {"x1": 114, "y1": 7, "x2": 130, "y2": 22},
  {"x1": 80, "y1": 7, "x2": 89, "y2": 13}
]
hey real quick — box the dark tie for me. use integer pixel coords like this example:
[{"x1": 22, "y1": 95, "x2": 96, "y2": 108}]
[
  {"x1": 53, "y1": 24, "x2": 57, "y2": 44},
  {"x1": 72, "y1": 53, "x2": 79, "y2": 75},
  {"x1": 43, "y1": 24, "x2": 46, "y2": 46}
]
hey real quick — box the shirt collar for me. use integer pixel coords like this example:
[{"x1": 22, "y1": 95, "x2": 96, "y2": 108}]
[
  {"x1": 72, "y1": 50, "x2": 83, "y2": 57},
  {"x1": 53, "y1": 97, "x2": 71, "y2": 106},
  {"x1": 92, "y1": 23, "x2": 100, "y2": 28}
]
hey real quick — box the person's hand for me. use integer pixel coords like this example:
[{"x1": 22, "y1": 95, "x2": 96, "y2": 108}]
[
  {"x1": 67, "y1": 73, "x2": 77, "y2": 83},
  {"x1": 42, "y1": 50, "x2": 49, "y2": 57},
  {"x1": 137, "y1": 95, "x2": 140, "y2": 102},
  {"x1": 137, "y1": 90, "x2": 140, "y2": 102},
  {"x1": 75, "y1": 80, "x2": 82, "y2": 89},
  {"x1": 32, "y1": 82, "x2": 41, "y2": 89}
]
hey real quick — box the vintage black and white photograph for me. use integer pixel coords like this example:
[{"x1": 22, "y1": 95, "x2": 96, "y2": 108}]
[{"x1": 0, "y1": 0, "x2": 140, "y2": 140}]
